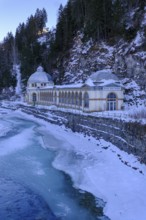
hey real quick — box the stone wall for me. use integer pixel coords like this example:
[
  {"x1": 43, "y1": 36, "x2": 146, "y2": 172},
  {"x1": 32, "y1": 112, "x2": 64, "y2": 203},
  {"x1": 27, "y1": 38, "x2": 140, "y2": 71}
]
[
  {"x1": 21, "y1": 105, "x2": 146, "y2": 164},
  {"x1": 55, "y1": 111, "x2": 146, "y2": 164}
]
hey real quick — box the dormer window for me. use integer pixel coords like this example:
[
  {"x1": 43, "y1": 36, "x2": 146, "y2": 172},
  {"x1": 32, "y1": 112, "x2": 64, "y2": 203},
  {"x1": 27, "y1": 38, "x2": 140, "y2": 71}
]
[
  {"x1": 32, "y1": 83, "x2": 37, "y2": 87},
  {"x1": 41, "y1": 83, "x2": 46, "y2": 87}
]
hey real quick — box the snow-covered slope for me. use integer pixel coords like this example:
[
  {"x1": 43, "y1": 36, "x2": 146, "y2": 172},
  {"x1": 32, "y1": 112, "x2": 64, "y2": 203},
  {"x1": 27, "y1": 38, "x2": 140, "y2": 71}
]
[
  {"x1": 60, "y1": 5, "x2": 146, "y2": 107},
  {"x1": 62, "y1": 33, "x2": 115, "y2": 84}
]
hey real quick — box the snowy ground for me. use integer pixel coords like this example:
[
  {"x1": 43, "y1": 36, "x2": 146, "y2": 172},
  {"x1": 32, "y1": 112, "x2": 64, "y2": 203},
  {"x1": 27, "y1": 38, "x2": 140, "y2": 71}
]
[
  {"x1": 17, "y1": 108, "x2": 146, "y2": 220},
  {"x1": 1, "y1": 101, "x2": 146, "y2": 220},
  {"x1": 41, "y1": 123, "x2": 146, "y2": 220},
  {"x1": 2, "y1": 100, "x2": 146, "y2": 123},
  {"x1": 35, "y1": 102, "x2": 146, "y2": 124}
]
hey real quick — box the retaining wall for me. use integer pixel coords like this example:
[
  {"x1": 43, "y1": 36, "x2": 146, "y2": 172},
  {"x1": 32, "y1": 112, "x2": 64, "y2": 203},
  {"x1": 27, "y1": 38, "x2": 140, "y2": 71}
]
[{"x1": 21, "y1": 106, "x2": 146, "y2": 164}]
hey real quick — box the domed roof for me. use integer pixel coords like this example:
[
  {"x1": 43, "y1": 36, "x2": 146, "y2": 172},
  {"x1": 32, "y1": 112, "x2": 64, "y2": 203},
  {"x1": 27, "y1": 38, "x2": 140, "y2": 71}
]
[
  {"x1": 90, "y1": 69, "x2": 119, "y2": 82},
  {"x1": 28, "y1": 66, "x2": 53, "y2": 83}
]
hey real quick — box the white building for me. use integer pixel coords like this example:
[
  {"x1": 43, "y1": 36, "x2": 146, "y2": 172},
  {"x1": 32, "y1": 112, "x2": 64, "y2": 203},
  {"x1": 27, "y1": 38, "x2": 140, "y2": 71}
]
[{"x1": 26, "y1": 66, "x2": 124, "y2": 112}]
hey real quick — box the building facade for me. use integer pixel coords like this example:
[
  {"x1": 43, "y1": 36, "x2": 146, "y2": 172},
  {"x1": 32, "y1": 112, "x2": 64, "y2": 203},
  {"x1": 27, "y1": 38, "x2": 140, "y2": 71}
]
[{"x1": 26, "y1": 66, "x2": 124, "y2": 112}]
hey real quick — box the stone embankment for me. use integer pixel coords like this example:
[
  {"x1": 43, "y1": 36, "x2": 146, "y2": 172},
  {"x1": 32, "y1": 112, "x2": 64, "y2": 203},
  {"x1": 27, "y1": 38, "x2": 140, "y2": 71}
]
[{"x1": 20, "y1": 105, "x2": 146, "y2": 164}]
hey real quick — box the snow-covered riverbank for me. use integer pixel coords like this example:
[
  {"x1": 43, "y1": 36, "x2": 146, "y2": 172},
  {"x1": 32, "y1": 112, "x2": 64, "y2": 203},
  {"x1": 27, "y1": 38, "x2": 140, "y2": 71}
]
[
  {"x1": 0, "y1": 108, "x2": 100, "y2": 220},
  {"x1": 0, "y1": 101, "x2": 146, "y2": 220},
  {"x1": 14, "y1": 107, "x2": 146, "y2": 220}
]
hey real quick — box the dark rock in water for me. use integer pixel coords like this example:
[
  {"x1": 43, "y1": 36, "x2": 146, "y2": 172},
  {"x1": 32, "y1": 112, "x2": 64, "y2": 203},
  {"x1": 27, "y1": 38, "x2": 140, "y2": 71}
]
[{"x1": 0, "y1": 178, "x2": 57, "y2": 220}]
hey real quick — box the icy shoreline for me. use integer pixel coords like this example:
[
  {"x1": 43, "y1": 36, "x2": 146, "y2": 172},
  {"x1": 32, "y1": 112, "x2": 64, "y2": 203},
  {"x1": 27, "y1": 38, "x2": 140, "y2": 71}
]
[
  {"x1": 13, "y1": 108, "x2": 146, "y2": 220},
  {"x1": 0, "y1": 102, "x2": 146, "y2": 220}
]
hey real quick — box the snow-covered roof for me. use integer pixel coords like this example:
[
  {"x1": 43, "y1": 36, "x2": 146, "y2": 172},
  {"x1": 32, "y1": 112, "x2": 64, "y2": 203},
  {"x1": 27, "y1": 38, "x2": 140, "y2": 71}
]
[
  {"x1": 55, "y1": 83, "x2": 83, "y2": 89},
  {"x1": 98, "y1": 79, "x2": 121, "y2": 87},
  {"x1": 28, "y1": 66, "x2": 53, "y2": 84},
  {"x1": 84, "y1": 78, "x2": 95, "y2": 87},
  {"x1": 90, "y1": 69, "x2": 119, "y2": 82}
]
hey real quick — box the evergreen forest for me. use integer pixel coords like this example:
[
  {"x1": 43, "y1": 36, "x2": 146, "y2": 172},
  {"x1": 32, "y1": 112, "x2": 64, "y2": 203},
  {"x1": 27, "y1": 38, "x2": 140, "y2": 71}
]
[{"x1": 0, "y1": 0, "x2": 145, "y2": 90}]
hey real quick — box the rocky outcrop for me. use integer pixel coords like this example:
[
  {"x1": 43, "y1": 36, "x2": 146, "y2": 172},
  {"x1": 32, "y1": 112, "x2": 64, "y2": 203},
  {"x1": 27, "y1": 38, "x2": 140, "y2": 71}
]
[
  {"x1": 61, "y1": 27, "x2": 146, "y2": 106},
  {"x1": 62, "y1": 35, "x2": 115, "y2": 84}
]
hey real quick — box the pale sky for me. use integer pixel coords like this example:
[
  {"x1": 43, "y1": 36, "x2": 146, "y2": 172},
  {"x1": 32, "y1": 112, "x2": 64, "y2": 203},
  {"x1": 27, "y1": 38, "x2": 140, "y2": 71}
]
[{"x1": 0, "y1": 0, "x2": 67, "y2": 41}]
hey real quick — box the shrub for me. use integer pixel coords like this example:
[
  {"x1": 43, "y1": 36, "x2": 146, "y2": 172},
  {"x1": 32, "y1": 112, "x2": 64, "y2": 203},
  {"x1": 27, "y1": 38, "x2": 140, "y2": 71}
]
[{"x1": 128, "y1": 106, "x2": 146, "y2": 120}]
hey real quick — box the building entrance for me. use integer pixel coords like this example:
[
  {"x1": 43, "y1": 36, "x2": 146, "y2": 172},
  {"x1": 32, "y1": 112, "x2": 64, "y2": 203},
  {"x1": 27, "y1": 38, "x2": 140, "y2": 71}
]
[{"x1": 107, "y1": 93, "x2": 116, "y2": 111}]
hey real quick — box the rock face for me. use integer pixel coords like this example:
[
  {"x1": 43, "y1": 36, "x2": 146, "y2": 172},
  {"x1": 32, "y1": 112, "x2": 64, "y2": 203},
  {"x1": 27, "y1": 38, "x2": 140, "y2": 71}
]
[
  {"x1": 62, "y1": 34, "x2": 146, "y2": 85},
  {"x1": 62, "y1": 35, "x2": 115, "y2": 84},
  {"x1": 113, "y1": 42, "x2": 146, "y2": 89},
  {"x1": 60, "y1": 27, "x2": 146, "y2": 106}
]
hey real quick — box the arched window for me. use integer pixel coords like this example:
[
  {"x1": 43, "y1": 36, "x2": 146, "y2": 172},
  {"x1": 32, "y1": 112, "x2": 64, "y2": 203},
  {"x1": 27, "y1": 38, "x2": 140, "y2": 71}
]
[
  {"x1": 84, "y1": 92, "x2": 89, "y2": 108},
  {"x1": 107, "y1": 93, "x2": 117, "y2": 111}
]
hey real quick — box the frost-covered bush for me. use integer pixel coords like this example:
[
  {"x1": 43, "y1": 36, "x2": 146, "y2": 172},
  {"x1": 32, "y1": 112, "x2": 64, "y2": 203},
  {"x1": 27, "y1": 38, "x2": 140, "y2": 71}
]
[{"x1": 128, "y1": 106, "x2": 146, "y2": 119}]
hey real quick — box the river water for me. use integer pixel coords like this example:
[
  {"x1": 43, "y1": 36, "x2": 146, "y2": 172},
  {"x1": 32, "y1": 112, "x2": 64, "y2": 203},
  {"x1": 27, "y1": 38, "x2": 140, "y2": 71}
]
[{"x1": 0, "y1": 108, "x2": 108, "y2": 220}]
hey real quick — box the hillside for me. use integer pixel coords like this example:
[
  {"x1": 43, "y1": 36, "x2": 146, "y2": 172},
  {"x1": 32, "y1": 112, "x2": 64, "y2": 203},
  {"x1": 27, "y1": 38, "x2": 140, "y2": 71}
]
[
  {"x1": 58, "y1": 4, "x2": 146, "y2": 107},
  {"x1": 60, "y1": 31, "x2": 146, "y2": 107},
  {"x1": 0, "y1": 0, "x2": 145, "y2": 108}
]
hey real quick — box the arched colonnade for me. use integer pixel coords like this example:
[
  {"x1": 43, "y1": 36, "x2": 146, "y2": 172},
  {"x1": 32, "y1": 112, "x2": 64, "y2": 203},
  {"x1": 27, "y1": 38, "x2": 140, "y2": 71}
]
[{"x1": 39, "y1": 90, "x2": 90, "y2": 109}]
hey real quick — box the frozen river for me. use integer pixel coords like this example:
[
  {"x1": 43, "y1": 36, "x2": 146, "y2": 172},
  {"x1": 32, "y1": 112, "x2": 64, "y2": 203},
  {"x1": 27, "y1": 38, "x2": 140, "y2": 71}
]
[
  {"x1": 1, "y1": 103, "x2": 146, "y2": 220},
  {"x1": 0, "y1": 108, "x2": 106, "y2": 220}
]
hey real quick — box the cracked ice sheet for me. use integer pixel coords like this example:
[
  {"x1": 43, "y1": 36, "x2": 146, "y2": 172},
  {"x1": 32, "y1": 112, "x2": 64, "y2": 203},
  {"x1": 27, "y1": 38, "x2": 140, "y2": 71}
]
[{"x1": 5, "y1": 108, "x2": 146, "y2": 220}]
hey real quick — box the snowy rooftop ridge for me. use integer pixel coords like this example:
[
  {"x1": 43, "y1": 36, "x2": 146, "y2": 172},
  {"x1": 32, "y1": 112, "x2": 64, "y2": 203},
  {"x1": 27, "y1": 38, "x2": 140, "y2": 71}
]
[
  {"x1": 99, "y1": 79, "x2": 122, "y2": 87},
  {"x1": 55, "y1": 83, "x2": 83, "y2": 89},
  {"x1": 90, "y1": 69, "x2": 119, "y2": 82}
]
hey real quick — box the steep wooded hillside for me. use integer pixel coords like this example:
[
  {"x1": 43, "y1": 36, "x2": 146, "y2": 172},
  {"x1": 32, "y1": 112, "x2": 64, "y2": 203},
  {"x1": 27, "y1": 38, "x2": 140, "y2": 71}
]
[{"x1": 0, "y1": 0, "x2": 145, "y2": 106}]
